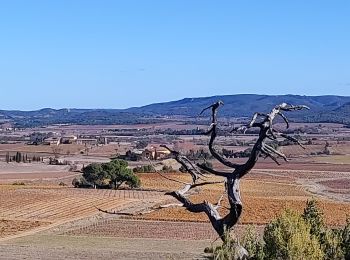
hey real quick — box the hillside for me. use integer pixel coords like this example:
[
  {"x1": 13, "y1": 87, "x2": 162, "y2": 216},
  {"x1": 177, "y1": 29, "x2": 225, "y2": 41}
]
[
  {"x1": 1, "y1": 94, "x2": 349, "y2": 127},
  {"x1": 306, "y1": 102, "x2": 350, "y2": 124},
  {"x1": 126, "y1": 94, "x2": 350, "y2": 118}
]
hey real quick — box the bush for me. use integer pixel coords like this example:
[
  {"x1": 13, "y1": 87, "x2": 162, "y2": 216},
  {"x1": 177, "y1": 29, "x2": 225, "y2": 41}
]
[
  {"x1": 241, "y1": 226, "x2": 264, "y2": 260},
  {"x1": 72, "y1": 177, "x2": 93, "y2": 188},
  {"x1": 12, "y1": 181, "x2": 25, "y2": 185},
  {"x1": 322, "y1": 229, "x2": 344, "y2": 259},
  {"x1": 161, "y1": 165, "x2": 173, "y2": 173},
  {"x1": 342, "y1": 218, "x2": 350, "y2": 260},
  {"x1": 263, "y1": 209, "x2": 324, "y2": 260},
  {"x1": 133, "y1": 164, "x2": 155, "y2": 173},
  {"x1": 302, "y1": 199, "x2": 325, "y2": 239},
  {"x1": 302, "y1": 199, "x2": 345, "y2": 259}
]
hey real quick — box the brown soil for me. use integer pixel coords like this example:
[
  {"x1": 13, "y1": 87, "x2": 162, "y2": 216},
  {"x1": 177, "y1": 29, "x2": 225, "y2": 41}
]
[{"x1": 0, "y1": 219, "x2": 45, "y2": 238}]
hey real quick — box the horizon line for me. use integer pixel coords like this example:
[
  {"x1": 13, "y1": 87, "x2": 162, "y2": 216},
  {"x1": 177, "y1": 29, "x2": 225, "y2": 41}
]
[{"x1": 1, "y1": 93, "x2": 349, "y2": 111}]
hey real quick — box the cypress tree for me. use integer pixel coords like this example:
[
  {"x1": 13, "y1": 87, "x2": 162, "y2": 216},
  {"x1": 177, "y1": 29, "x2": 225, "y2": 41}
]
[{"x1": 15, "y1": 152, "x2": 21, "y2": 163}]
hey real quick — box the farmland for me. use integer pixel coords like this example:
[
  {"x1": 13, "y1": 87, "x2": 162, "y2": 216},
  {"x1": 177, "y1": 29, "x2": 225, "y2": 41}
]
[
  {"x1": 0, "y1": 121, "x2": 350, "y2": 259},
  {"x1": 0, "y1": 183, "x2": 163, "y2": 239},
  {"x1": 136, "y1": 169, "x2": 350, "y2": 226}
]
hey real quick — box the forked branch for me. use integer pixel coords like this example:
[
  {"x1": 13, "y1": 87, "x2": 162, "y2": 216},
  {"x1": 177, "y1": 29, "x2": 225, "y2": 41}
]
[{"x1": 161, "y1": 101, "x2": 309, "y2": 242}]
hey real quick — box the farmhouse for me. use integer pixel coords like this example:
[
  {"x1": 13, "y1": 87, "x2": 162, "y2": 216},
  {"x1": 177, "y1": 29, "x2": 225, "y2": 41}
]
[
  {"x1": 120, "y1": 146, "x2": 171, "y2": 161},
  {"x1": 43, "y1": 137, "x2": 60, "y2": 146},
  {"x1": 138, "y1": 146, "x2": 172, "y2": 160},
  {"x1": 150, "y1": 146, "x2": 171, "y2": 160},
  {"x1": 60, "y1": 135, "x2": 77, "y2": 144}
]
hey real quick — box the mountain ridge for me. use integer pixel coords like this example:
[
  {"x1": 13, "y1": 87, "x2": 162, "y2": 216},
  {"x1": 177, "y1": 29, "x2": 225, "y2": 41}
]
[
  {"x1": 125, "y1": 94, "x2": 350, "y2": 118},
  {"x1": 0, "y1": 94, "x2": 349, "y2": 127}
]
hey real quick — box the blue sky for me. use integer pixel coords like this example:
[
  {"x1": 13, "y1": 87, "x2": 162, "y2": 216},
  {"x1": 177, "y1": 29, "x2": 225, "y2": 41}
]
[{"x1": 0, "y1": 1, "x2": 349, "y2": 110}]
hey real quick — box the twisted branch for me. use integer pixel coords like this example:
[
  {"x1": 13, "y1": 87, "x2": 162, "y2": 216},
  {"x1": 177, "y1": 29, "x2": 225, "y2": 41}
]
[{"x1": 160, "y1": 101, "x2": 309, "y2": 242}]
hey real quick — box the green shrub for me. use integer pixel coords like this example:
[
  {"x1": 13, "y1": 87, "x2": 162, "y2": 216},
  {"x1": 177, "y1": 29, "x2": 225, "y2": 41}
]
[
  {"x1": 133, "y1": 164, "x2": 155, "y2": 173},
  {"x1": 302, "y1": 199, "x2": 325, "y2": 239},
  {"x1": 72, "y1": 177, "x2": 93, "y2": 188},
  {"x1": 241, "y1": 225, "x2": 264, "y2": 260},
  {"x1": 342, "y1": 218, "x2": 350, "y2": 260},
  {"x1": 263, "y1": 209, "x2": 324, "y2": 260},
  {"x1": 302, "y1": 199, "x2": 345, "y2": 259},
  {"x1": 161, "y1": 165, "x2": 173, "y2": 172},
  {"x1": 322, "y1": 229, "x2": 344, "y2": 259}
]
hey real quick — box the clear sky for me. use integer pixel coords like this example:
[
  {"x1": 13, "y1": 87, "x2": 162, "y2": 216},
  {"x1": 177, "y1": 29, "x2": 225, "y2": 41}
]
[{"x1": 1, "y1": 0, "x2": 349, "y2": 110}]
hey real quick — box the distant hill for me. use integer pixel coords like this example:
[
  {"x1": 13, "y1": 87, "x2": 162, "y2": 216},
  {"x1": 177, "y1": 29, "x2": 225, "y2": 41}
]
[
  {"x1": 1, "y1": 94, "x2": 349, "y2": 127},
  {"x1": 126, "y1": 94, "x2": 350, "y2": 121},
  {"x1": 0, "y1": 109, "x2": 157, "y2": 128},
  {"x1": 306, "y1": 102, "x2": 350, "y2": 124}
]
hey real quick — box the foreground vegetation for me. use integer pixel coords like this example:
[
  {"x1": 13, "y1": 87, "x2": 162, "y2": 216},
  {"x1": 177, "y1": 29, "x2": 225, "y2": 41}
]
[{"x1": 209, "y1": 199, "x2": 350, "y2": 260}]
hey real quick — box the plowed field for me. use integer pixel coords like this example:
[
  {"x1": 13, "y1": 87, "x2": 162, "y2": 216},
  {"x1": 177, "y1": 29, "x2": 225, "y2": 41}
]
[{"x1": 0, "y1": 185, "x2": 162, "y2": 238}]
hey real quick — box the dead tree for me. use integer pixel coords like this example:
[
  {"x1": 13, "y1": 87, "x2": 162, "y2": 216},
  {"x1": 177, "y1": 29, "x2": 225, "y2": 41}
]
[
  {"x1": 160, "y1": 102, "x2": 309, "y2": 243},
  {"x1": 95, "y1": 101, "x2": 309, "y2": 255}
]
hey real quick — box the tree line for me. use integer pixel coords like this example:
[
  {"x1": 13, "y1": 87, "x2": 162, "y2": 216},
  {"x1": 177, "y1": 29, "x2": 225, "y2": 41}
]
[{"x1": 5, "y1": 152, "x2": 43, "y2": 163}]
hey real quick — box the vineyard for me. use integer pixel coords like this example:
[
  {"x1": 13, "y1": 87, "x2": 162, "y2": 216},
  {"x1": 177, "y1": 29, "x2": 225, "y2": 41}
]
[
  {"x1": 1, "y1": 159, "x2": 350, "y2": 240},
  {"x1": 62, "y1": 219, "x2": 221, "y2": 240},
  {"x1": 138, "y1": 194, "x2": 350, "y2": 226},
  {"x1": 0, "y1": 185, "x2": 163, "y2": 238},
  {"x1": 137, "y1": 168, "x2": 350, "y2": 226}
]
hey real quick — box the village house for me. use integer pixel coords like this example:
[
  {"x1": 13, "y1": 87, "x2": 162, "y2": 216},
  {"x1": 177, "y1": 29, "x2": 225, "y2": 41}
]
[
  {"x1": 43, "y1": 137, "x2": 60, "y2": 146},
  {"x1": 148, "y1": 146, "x2": 171, "y2": 160},
  {"x1": 120, "y1": 146, "x2": 171, "y2": 161},
  {"x1": 60, "y1": 135, "x2": 77, "y2": 144}
]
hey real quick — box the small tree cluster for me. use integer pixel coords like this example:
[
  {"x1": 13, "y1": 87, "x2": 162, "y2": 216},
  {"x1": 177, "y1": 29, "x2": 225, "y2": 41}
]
[
  {"x1": 222, "y1": 148, "x2": 253, "y2": 158},
  {"x1": 76, "y1": 159, "x2": 140, "y2": 189},
  {"x1": 185, "y1": 149, "x2": 212, "y2": 160},
  {"x1": 133, "y1": 164, "x2": 155, "y2": 173}
]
